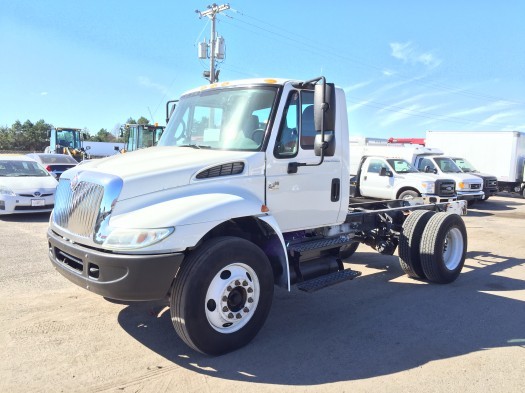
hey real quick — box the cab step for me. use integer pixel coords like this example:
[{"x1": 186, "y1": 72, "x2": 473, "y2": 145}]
[{"x1": 296, "y1": 268, "x2": 361, "y2": 293}]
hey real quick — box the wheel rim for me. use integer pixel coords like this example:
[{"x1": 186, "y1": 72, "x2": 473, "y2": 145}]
[
  {"x1": 402, "y1": 194, "x2": 415, "y2": 200},
  {"x1": 205, "y1": 263, "x2": 260, "y2": 333},
  {"x1": 442, "y1": 227, "x2": 463, "y2": 270}
]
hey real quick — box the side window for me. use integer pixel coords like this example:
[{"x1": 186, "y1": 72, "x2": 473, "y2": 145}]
[
  {"x1": 274, "y1": 92, "x2": 299, "y2": 158},
  {"x1": 300, "y1": 91, "x2": 315, "y2": 149},
  {"x1": 418, "y1": 158, "x2": 435, "y2": 171},
  {"x1": 367, "y1": 159, "x2": 385, "y2": 173}
]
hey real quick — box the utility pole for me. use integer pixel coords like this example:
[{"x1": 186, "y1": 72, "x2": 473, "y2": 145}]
[{"x1": 196, "y1": 3, "x2": 230, "y2": 84}]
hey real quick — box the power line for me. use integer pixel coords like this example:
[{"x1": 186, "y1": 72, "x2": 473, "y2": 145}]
[{"x1": 223, "y1": 9, "x2": 524, "y2": 106}]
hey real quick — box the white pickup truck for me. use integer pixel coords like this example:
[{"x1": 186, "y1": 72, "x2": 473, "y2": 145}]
[
  {"x1": 47, "y1": 77, "x2": 468, "y2": 355},
  {"x1": 350, "y1": 155, "x2": 457, "y2": 202}
]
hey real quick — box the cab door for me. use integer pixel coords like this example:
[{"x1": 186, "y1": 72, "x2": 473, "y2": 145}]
[
  {"x1": 359, "y1": 158, "x2": 394, "y2": 199},
  {"x1": 265, "y1": 88, "x2": 343, "y2": 232}
]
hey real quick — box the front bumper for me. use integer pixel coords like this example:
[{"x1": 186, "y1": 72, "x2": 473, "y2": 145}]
[
  {"x1": 47, "y1": 228, "x2": 184, "y2": 301},
  {"x1": 0, "y1": 194, "x2": 54, "y2": 215},
  {"x1": 457, "y1": 190, "x2": 485, "y2": 201},
  {"x1": 483, "y1": 187, "x2": 498, "y2": 197}
]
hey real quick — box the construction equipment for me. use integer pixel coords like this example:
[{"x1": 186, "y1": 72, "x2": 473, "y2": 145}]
[
  {"x1": 45, "y1": 127, "x2": 89, "y2": 162},
  {"x1": 121, "y1": 123, "x2": 165, "y2": 152}
]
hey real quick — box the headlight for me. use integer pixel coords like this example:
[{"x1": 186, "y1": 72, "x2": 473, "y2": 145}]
[
  {"x1": 0, "y1": 186, "x2": 15, "y2": 196},
  {"x1": 102, "y1": 227, "x2": 174, "y2": 250},
  {"x1": 421, "y1": 182, "x2": 435, "y2": 194}
]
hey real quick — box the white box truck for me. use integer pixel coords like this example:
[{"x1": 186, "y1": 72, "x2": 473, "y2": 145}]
[
  {"x1": 426, "y1": 131, "x2": 525, "y2": 197},
  {"x1": 47, "y1": 77, "x2": 468, "y2": 355}
]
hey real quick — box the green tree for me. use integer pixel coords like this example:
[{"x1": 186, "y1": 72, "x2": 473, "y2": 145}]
[{"x1": 93, "y1": 128, "x2": 116, "y2": 142}]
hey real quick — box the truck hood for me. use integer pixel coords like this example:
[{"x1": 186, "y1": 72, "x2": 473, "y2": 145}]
[{"x1": 64, "y1": 146, "x2": 263, "y2": 200}]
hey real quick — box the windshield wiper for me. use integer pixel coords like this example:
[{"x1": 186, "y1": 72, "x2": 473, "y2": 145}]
[{"x1": 180, "y1": 144, "x2": 212, "y2": 149}]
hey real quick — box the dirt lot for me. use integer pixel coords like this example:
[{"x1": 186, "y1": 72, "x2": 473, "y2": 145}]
[{"x1": 1, "y1": 196, "x2": 524, "y2": 393}]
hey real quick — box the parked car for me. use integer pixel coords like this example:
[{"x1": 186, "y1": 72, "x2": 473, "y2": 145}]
[
  {"x1": 26, "y1": 153, "x2": 78, "y2": 179},
  {"x1": 0, "y1": 155, "x2": 58, "y2": 215}
]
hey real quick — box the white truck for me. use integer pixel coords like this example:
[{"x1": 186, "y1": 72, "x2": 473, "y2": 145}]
[
  {"x1": 426, "y1": 130, "x2": 525, "y2": 198},
  {"x1": 348, "y1": 142, "x2": 457, "y2": 202},
  {"x1": 352, "y1": 141, "x2": 484, "y2": 204},
  {"x1": 47, "y1": 77, "x2": 468, "y2": 355}
]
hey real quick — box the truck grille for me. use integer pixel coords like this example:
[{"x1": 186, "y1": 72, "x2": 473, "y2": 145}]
[
  {"x1": 436, "y1": 180, "x2": 456, "y2": 197},
  {"x1": 470, "y1": 183, "x2": 481, "y2": 190},
  {"x1": 485, "y1": 178, "x2": 498, "y2": 188},
  {"x1": 53, "y1": 179, "x2": 104, "y2": 238}
]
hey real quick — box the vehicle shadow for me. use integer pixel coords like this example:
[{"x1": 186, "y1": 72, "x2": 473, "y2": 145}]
[
  {"x1": 467, "y1": 197, "x2": 525, "y2": 218},
  {"x1": 0, "y1": 212, "x2": 51, "y2": 223},
  {"x1": 116, "y1": 250, "x2": 525, "y2": 385}
]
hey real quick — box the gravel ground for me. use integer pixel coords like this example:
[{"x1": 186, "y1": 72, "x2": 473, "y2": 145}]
[{"x1": 1, "y1": 195, "x2": 524, "y2": 393}]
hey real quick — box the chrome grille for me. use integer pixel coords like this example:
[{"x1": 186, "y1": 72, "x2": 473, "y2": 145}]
[
  {"x1": 53, "y1": 179, "x2": 104, "y2": 238},
  {"x1": 470, "y1": 183, "x2": 481, "y2": 190}
]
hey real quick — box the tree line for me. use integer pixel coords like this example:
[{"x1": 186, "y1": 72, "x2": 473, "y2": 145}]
[{"x1": 0, "y1": 117, "x2": 150, "y2": 152}]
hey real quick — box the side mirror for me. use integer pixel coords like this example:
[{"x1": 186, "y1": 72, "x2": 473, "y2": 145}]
[
  {"x1": 424, "y1": 165, "x2": 431, "y2": 173},
  {"x1": 314, "y1": 131, "x2": 335, "y2": 157},
  {"x1": 379, "y1": 167, "x2": 393, "y2": 177},
  {"x1": 314, "y1": 83, "x2": 336, "y2": 132}
]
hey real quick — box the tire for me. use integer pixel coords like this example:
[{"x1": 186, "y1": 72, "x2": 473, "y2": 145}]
[
  {"x1": 420, "y1": 213, "x2": 467, "y2": 284},
  {"x1": 398, "y1": 190, "x2": 419, "y2": 200},
  {"x1": 398, "y1": 210, "x2": 434, "y2": 279},
  {"x1": 170, "y1": 236, "x2": 274, "y2": 355}
]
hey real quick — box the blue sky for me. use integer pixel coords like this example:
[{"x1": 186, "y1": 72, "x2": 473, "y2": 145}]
[{"x1": 1, "y1": 0, "x2": 524, "y2": 139}]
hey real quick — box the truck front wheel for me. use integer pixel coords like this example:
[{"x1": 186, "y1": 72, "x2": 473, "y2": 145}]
[
  {"x1": 420, "y1": 213, "x2": 467, "y2": 283},
  {"x1": 170, "y1": 236, "x2": 274, "y2": 355},
  {"x1": 398, "y1": 190, "x2": 419, "y2": 200},
  {"x1": 398, "y1": 210, "x2": 434, "y2": 279}
]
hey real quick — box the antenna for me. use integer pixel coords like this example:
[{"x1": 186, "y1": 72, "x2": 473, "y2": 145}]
[{"x1": 147, "y1": 106, "x2": 154, "y2": 124}]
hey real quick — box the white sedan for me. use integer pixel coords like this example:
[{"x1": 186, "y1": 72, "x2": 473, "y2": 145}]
[{"x1": 0, "y1": 155, "x2": 58, "y2": 215}]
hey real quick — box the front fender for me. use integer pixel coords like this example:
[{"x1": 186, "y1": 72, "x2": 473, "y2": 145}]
[{"x1": 108, "y1": 192, "x2": 269, "y2": 253}]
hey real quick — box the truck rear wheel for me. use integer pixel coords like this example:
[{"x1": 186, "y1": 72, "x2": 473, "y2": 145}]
[
  {"x1": 170, "y1": 236, "x2": 274, "y2": 355},
  {"x1": 420, "y1": 213, "x2": 467, "y2": 284},
  {"x1": 398, "y1": 210, "x2": 434, "y2": 279}
]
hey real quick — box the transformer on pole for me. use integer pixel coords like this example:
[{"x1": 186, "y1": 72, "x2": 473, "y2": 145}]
[{"x1": 196, "y1": 3, "x2": 230, "y2": 84}]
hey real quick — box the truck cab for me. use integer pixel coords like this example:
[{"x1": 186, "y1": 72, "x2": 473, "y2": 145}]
[
  {"x1": 413, "y1": 154, "x2": 484, "y2": 204},
  {"x1": 449, "y1": 156, "x2": 498, "y2": 200}
]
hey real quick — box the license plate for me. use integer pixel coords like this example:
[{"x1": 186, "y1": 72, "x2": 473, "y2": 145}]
[{"x1": 31, "y1": 199, "x2": 45, "y2": 207}]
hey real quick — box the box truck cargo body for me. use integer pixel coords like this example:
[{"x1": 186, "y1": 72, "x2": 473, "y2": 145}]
[{"x1": 426, "y1": 131, "x2": 525, "y2": 196}]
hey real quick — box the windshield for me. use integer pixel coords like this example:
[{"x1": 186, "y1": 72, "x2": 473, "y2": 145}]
[
  {"x1": 434, "y1": 157, "x2": 463, "y2": 173},
  {"x1": 159, "y1": 86, "x2": 278, "y2": 151},
  {"x1": 57, "y1": 129, "x2": 82, "y2": 149},
  {"x1": 0, "y1": 160, "x2": 50, "y2": 177},
  {"x1": 452, "y1": 157, "x2": 477, "y2": 172},
  {"x1": 386, "y1": 158, "x2": 419, "y2": 174}
]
